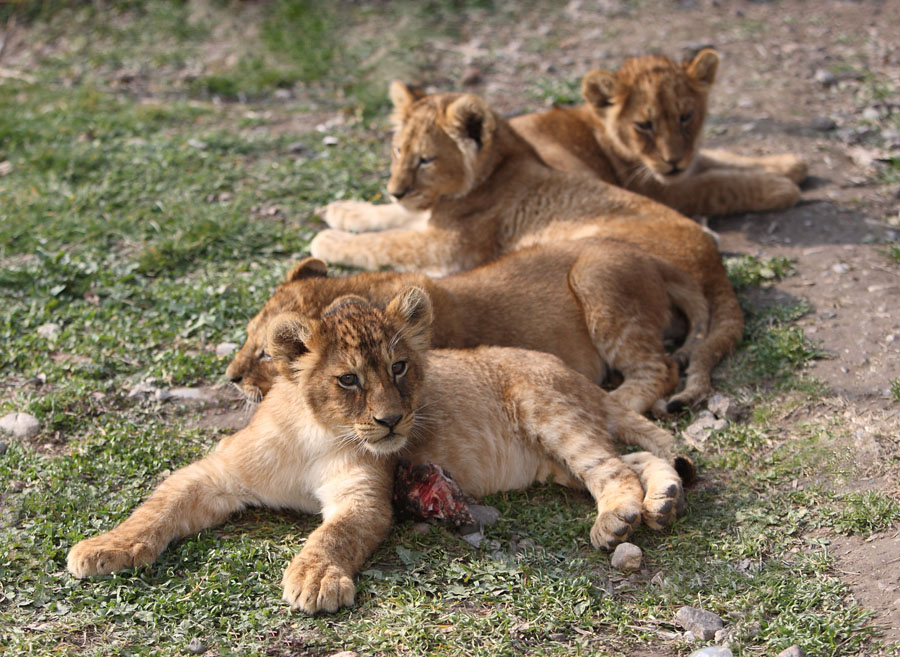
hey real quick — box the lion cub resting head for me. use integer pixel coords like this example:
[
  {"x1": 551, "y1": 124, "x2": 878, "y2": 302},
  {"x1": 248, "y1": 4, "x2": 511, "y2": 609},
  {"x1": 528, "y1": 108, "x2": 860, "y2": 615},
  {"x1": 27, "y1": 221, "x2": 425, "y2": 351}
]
[
  {"x1": 228, "y1": 244, "x2": 712, "y2": 417},
  {"x1": 581, "y1": 50, "x2": 719, "y2": 183},
  {"x1": 509, "y1": 50, "x2": 807, "y2": 216},
  {"x1": 68, "y1": 288, "x2": 685, "y2": 614}
]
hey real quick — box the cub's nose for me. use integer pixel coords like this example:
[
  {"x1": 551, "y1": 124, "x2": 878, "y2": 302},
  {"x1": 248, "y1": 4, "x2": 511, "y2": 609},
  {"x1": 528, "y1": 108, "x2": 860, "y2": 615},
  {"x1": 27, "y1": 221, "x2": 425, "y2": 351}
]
[
  {"x1": 389, "y1": 187, "x2": 410, "y2": 200},
  {"x1": 374, "y1": 414, "x2": 402, "y2": 429},
  {"x1": 229, "y1": 374, "x2": 242, "y2": 384}
]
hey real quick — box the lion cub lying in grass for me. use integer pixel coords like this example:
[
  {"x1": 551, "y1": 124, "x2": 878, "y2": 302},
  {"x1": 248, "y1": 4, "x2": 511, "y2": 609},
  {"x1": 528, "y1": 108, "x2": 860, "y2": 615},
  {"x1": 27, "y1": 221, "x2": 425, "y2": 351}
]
[
  {"x1": 68, "y1": 288, "x2": 684, "y2": 614},
  {"x1": 228, "y1": 239, "x2": 709, "y2": 416},
  {"x1": 311, "y1": 86, "x2": 743, "y2": 412},
  {"x1": 511, "y1": 49, "x2": 807, "y2": 216}
]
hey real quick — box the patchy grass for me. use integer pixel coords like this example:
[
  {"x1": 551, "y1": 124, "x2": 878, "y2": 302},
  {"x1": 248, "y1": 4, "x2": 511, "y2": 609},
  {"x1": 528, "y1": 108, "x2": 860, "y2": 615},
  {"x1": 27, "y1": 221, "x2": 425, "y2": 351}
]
[
  {"x1": 725, "y1": 254, "x2": 794, "y2": 291},
  {"x1": 0, "y1": 3, "x2": 894, "y2": 657}
]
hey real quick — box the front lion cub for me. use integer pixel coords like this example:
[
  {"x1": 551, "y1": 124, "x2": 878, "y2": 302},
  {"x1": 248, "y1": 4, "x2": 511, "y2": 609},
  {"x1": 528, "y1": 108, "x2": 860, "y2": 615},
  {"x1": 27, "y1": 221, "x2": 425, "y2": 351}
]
[{"x1": 68, "y1": 288, "x2": 684, "y2": 613}]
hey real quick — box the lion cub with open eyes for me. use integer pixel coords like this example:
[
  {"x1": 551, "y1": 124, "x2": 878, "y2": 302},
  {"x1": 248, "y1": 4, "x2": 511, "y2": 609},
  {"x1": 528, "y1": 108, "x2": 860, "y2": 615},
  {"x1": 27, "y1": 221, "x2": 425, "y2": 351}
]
[
  {"x1": 68, "y1": 288, "x2": 684, "y2": 614},
  {"x1": 511, "y1": 50, "x2": 807, "y2": 216}
]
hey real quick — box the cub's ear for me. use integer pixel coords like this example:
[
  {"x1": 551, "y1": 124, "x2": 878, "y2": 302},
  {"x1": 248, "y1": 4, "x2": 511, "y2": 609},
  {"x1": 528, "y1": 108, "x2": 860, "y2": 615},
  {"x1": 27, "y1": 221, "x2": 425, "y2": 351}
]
[
  {"x1": 389, "y1": 81, "x2": 424, "y2": 128},
  {"x1": 581, "y1": 69, "x2": 619, "y2": 110},
  {"x1": 323, "y1": 294, "x2": 370, "y2": 316},
  {"x1": 284, "y1": 257, "x2": 328, "y2": 284},
  {"x1": 386, "y1": 286, "x2": 433, "y2": 352},
  {"x1": 445, "y1": 94, "x2": 495, "y2": 152},
  {"x1": 685, "y1": 48, "x2": 719, "y2": 86},
  {"x1": 267, "y1": 312, "x2": 316, "y2": 378}
]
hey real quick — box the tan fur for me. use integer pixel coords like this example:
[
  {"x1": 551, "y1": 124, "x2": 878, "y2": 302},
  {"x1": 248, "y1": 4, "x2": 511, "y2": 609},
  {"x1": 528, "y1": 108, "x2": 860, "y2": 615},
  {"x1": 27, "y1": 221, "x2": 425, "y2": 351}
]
[
  {"x1": 68, "y1": 289, "x2": 684, "y2": 613},
  {"x1": 510, "y1": 50, "x2": 807, "y2": 216},
  {"x1": 228, "y1": 240, "x2": 709, "y2": 415},
  {"x1": 310, "y1": 86, "x2": 744, "y2": 409}
]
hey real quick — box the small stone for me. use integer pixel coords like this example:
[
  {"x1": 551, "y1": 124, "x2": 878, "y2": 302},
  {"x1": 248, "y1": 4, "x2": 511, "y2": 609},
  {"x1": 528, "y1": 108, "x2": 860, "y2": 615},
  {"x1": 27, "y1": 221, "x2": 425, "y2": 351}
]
[
  {"x1": 128, "y1": 382, "x2": 160, "y2": 399},
  {"x1": 410, "y1": 522, "x2": 431, "y2": 535},
  {"x1": 8, "y1": 480, "x2": 26, "y2": 493},
  {"x1": 682, "y1": 411, "x2": 727, "y2": 450},
  {"x1": 167, "y1": 387, "x2": 214, "y2": 402},
  {"x1": 187, "y1": 138, "x2": 207, "y2": 150},
  {"x1": 469, "y1": 504, "x2": 501, "y2": 527},
  {"x1": 776, "y1": 646, "x2": 804, "y2": 657},
  {"x1": 273, "y1": 88, "x2": 293, "y2": 100},
  {"x1": 288, "y1": 142, "x2": 308, "y2": 155},
  {"x1": 810, "y1": 116, "x2": 836, "y2": 131},
  {"x1": 610, "y1": 542, "x2": 642, "y2": 571},
  {"x1": 516, "y1": 537, "x2": 535, "y2": 551},
  {"x1": 322, "y1": 136, "x2": 338, "y2": 146},
  {"x1": 861, "y1": 107, "x2": 881, "y2": 121},
  {"x1": 0, "y1": 441, "x2": 7, "y2": 455},
  {"x1": 675, "y1": 606, "x2": 725, "y2": 640},
  {"x1": 460, "y1": 530, "x2": 483, "y2": 548},
  {"x1": 187, "y1": 638, "x2": 207, "y2": 655},
  {"x1": 154, "y1": 388, "x2": 173, "y2": 402},
  {"x1": 215, "y1": 342, "x2": 238, "y2": 358},
  {"x1": 831, "y1": 263, "x2": 850, "y2": 274},
  {"x1": 707, "y1": 394, "x2": 743, "y2": 421},
  {"x1": 0, "y1": 412, "x2": 41, "y2": 439},
  {"x1": 688, "y1": 647, "x2": 733, "y2": 657},
  {"x1": 814, "y1": 69, "x2": 836, "y2": 87},
  {"x1": 37, "y1": 323, "x2": 61, "y2": 340}
]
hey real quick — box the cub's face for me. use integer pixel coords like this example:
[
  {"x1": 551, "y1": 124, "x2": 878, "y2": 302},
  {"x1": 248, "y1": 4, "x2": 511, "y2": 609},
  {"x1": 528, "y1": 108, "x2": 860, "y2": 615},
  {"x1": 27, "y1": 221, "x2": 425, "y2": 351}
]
[
  {"x1": 387, "y1": 116, "x2": 469, "y2": 211},
  {"x1": 226, "y1": 308, "x2": 280, "y2": 403},
  {"x1": 226, "y1": 258, "x2": 331, "y2": 403},
  {"x1": 582, "y1": 50, "x2": 718, "y2": 184},
  {"x1": 386, "y1": 82, "x2": 497, "y2": 211},
  {"x1": 268, "y1": 287, "x2": 433, "y2": 456}
]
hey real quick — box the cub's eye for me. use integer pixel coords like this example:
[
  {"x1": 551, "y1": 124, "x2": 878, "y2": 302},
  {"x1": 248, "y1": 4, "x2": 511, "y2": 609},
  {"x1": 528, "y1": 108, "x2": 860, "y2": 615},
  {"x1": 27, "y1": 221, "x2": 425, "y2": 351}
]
[
  {"x1": 338, "y1": 373, "x2": 359, "y2": 388},
  {"x1": 392, "y1": 146, "x2": 401, "y2": 157},
  {"x1": 680, "y1": 112, "x2": 693, "y2": 124},
  {"x1": 418, "y1": 156, "x2": 434, "y2": 167},
  {"x1": 391, "y1": 360, "x2": 407, "y2": 377},
  {"x1": 634, "y1": 120, "x2": 653, "y2": 133},
  {"x1": 259, "y1": 350, "x2": 272, "y2": 362}
]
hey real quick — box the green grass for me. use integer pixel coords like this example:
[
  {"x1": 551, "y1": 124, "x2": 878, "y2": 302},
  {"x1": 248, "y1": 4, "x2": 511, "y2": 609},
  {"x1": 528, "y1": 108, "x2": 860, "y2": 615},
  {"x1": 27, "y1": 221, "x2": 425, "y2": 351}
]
[
  {"x1": 725, "y1": 254, "x2": 794, "y2": 291},
  {"x1": 0, "y1": 3, "x2": 896, "y2": 656}
]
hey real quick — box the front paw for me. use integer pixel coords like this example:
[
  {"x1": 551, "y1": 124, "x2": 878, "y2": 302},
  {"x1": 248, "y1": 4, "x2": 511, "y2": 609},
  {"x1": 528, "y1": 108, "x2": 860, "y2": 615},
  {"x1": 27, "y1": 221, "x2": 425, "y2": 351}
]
[
  {"x1": 763, "y1": 154, "x2": 808, "y2": 183},
  {"x1": 309, "y1": 229, "x2": 354, "y2": 264},
  {"x1": 282, "y1": 552, "x2": 355, "y2": 614},
  {"x1": 642, "y1": 476, "x2": 684, "y2": 531},
  {"x1": 67, "y1": 532, "x2": 157, "y2": 578},
  {"x1": 590, "y1": 495, "x2": 642, "y2": 550},
  {"x1": 316, "y1": 200, "x2": 376, "y2": 231}
]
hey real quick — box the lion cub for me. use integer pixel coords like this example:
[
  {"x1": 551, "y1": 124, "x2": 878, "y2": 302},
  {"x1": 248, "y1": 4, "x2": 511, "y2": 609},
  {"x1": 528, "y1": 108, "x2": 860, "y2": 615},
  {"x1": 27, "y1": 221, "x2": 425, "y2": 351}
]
[
  {"x1": 310, "y1": 86, "x2": 744, "y2": 411},
  {"x1": 510, "y1": 50, "x2": 807, "y2": 216},
  {"x1": 68, "y1": 288, "x2": 684, "y2": 613},
  {"x1": 228, "y1": 239, "x2": 710, "y2": 416}
]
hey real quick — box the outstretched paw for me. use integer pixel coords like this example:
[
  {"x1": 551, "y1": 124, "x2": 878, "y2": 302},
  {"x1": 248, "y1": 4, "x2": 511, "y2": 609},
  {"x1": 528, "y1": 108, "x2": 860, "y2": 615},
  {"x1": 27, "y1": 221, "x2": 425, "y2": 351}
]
[
  {"x1": 282, "y1": 552, "x2": 355, "y2": 614},
  {"x1": 641, "y1": 475, "x2": 684, "y2": 531},
  {"x1": 67, "y1": 532, "x2": 157, "y2": 578},
  {"x1": 309, "y1": 229, "x2": 354, "y2": 264},
  {"x1": 590, "y1": 496, "x2": 642, "y2": 550},
  {"x1": 760, "y1": 154, "x2": 808, "y2": 183},
  {"x1": 316, "y1": 200, "x2": 379, "y2": 232}
]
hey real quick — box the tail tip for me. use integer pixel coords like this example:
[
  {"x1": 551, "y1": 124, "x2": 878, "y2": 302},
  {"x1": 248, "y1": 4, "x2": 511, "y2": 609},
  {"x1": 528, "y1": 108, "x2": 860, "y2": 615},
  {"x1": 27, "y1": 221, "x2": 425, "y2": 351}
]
[{"x1": 674, "y1": 456, "x2": 697, "y2": 487}]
